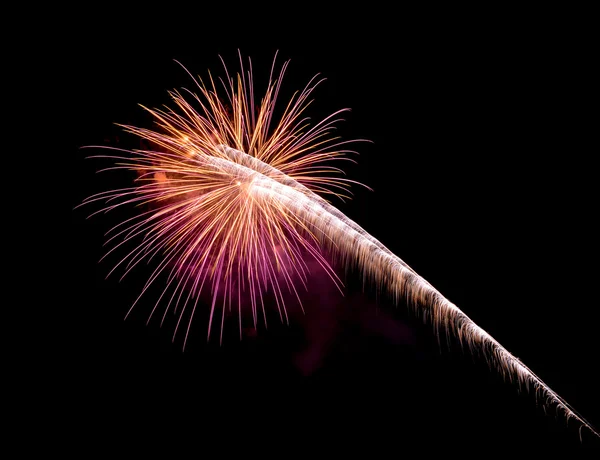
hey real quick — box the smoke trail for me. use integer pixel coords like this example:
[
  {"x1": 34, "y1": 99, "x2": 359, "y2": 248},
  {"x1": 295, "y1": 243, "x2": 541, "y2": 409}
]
[{"x1": 211, "y1": 145, "x2": 599, "y2": 440}]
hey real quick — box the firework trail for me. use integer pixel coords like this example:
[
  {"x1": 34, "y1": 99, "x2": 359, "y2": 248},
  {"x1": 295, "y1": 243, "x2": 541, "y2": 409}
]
[{"x1": 78, "y1": 52, "x2": 598, "y2": 440}]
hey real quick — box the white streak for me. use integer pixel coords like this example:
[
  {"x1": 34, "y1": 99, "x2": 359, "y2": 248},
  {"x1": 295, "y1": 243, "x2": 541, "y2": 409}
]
[{"x1": 209, "y1": 145, "x2": 598, "y2": 440}]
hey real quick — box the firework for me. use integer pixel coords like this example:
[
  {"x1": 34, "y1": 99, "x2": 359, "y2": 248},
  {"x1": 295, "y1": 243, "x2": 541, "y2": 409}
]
[{"x1": 77, "y1": 52, "x2": 598, "y2": 440}]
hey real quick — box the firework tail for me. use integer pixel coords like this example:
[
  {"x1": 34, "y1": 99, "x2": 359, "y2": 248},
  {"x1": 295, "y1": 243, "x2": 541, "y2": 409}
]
[{"x1": 214, "y1": 145, "x2": 599, "y2": 440}]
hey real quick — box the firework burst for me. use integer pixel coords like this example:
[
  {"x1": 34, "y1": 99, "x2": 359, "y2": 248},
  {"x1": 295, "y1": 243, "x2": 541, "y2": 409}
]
[
  {"x1": 77, "y1": 52, "x2": 598, "y2": 441},
  {"x1": 78, "y1": 52, "x2": 368, "y2": 346}
]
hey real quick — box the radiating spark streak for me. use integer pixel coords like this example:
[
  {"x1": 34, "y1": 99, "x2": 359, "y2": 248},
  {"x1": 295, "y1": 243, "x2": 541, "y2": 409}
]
[
  {"x1": 208, "y1": 147, "x2": 600, "y2": 439},
  {"x1": 78, "y1": 53, "x2": 598, "y2": 441}
]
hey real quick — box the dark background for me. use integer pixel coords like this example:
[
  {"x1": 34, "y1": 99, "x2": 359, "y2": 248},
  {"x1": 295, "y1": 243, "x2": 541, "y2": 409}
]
[{"x1": 59, "y1": 6, "x2": 598, "y2": 456}]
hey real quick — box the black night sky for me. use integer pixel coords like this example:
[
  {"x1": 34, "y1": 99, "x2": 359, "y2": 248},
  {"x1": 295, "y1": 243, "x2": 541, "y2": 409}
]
[{"x1": 60, "y1": 6, "x2": 598, "y2": 456}]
